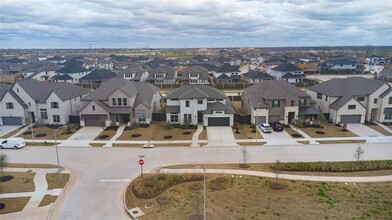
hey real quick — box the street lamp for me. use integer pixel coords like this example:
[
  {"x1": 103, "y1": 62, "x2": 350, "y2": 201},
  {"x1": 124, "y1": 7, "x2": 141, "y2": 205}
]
[
  {"x1": 54, "y1": 125, "x2": 67, "y2": 181},
  {"x1": 195, "y1": 166, "x2": 206, "y2": 220},
  {"x1": 255, "y1": 103, "x2": 262, "y2": 143}
]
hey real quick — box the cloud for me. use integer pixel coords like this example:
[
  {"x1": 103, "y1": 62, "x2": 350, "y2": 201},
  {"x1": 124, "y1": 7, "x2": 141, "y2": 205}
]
[{"x1": 0, "y1": 0, "x2": 391, "y2": 48}]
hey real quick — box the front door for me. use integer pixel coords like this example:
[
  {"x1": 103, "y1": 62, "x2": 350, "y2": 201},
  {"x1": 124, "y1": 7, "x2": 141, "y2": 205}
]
[
  {"x1": 123, "y1": 114, "x2": 130, "y2": 123},
  {"x1": 288, "y1": 112, "x2": 295, "y2": 124},
  {"x1": 197, "y1": 111, "x2": 203, "y2": 123},
  {"x1": 370, "y1": 109, "x2": 378, "y2": 121}
]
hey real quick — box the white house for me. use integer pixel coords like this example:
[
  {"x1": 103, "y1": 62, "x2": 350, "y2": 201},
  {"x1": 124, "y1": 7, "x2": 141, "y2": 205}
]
[
  {"x1": 269, "y1": 62, "x2": 305, "y2": 84},
  {"x1": 307, "y1": 77, "x2": 392, "y2": 124},
  {"x1": 0, "y1": 79, "x2": 88, "y2": 126},
  {"x1": 165, "y1": 85, "x2": 235, "y2": 126},
  {"x1": 118, "y1": 66, "x2": 149, "y2": 82},
  {"x1": 181, "y1": 66, "x2": 210, "y2": 85}
]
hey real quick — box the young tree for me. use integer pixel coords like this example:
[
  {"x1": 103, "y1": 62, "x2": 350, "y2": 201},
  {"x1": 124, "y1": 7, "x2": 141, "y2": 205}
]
[
  {"x1": 0, "y1": 153, "x2": 8, "y2": 179},
  {"x1": 183, "y1": 115, "x2": 190, "y2": 130},
  {"x1": 317, "y1": 113, "x2": 326, "y2": 128},
  {"x1": 240, "y1": 146, "x2": 249, "y2": 168},
  {"x1": 354, "y1": 145, "x2": 365, "y2": 162},
  {"x1": 131, "y1": 122, "x2": 139, "y2": 132}
]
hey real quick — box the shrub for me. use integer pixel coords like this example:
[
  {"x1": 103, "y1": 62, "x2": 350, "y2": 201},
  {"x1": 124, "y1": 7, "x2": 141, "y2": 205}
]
[
  {"x1": 182, "y1": 131, "x2": 191, "y2": 135},
  {"x1": 131, "y1": 134, "x2": 141, "y2": 138},
  {"x1": 162, "y1": 122, "x2": 173, "y2": 130},
  {"x1": 315, "y1": 131, "x2": 325, "y2": 135}
]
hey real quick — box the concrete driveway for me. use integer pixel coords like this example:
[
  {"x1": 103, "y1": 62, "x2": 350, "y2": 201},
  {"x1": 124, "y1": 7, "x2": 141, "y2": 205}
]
[
  {"x1": 206, "y1": 126, "x2": 238, "y2": 146},
  {"x1": 260, "y1": 128, "x2": 300, "y2": 145},
  {"x1": 59, "y1": 127, "x2": 104, "y2": 147},
  {"x1": 347, "y1": 124, "x2": 384, "y2": 137},
  {"x1": 0, "y1": 126, "x2": 20, "y2": 138}
]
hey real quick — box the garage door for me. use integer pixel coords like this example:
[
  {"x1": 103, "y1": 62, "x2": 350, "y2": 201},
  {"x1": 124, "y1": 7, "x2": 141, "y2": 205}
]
[
  {"x1": 83, "y1": 115, "x2": 105, "y2": 126},
  {"x1": 340, "y1": 115, "x2": 361, "y2": 123},
  {"x1": 2, "y1": 117, "x2": 22, "y2": 125},
  {"x1": 255, "y1": 116, "x2": 266, "y2": 124},
  {"x1": 208, "y1": 117, "x2": 230, "y2": 126},
  {"x1": 268, "y1": 115, "x2": 280, "y2": 123}
]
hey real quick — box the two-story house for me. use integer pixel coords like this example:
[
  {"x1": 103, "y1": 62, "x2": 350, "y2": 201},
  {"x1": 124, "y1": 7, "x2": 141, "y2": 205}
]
[
  {"x1": 241, "y1": 70, "x2": 275, "y2": 84},
  {"x1": 166, "y1": 85, "x2": 235, "y2": 126},
  {"x1": 320, "y1": 58, "x2": 358, "y2": 74},
  {"x1": 79, "y1": 69, "x2": 117, "y2": 88},
  {"x1": 54, "y1": 61, "x2": 91, "y2": 83},
  {"x1": 118, "y1": 66, "x2": 149, "y2": 82},
  {"x1": 307, "y1": 77, "x2": 392, "y2": 124},
  {"x1": 242, "y1": 80, "x2": 313, "y2": 125},
  {"x1": 181, "y1": 66, "x2": 210, "y2": 85},
  {"x1": 146, "y1": 66, "x2": 177, "y2": 85},
  {"x1": 213, "y1": 63, "x2": 241, "y2": 85},
  {"x1": 24, "y1": 65, "x2": 61, "y2": 81},
  {"x1": 79, "y1": 78, "x2": 161, "y2": 126},
  {"x1": 0, "y1": 79, "x2": 88, "y2": 126},
  {"x1": 269, "y1": 62, "x2": 305, "y2": 84},
  {"x1": 0, "y1": 84, "x2": 27, "y2": 125}
]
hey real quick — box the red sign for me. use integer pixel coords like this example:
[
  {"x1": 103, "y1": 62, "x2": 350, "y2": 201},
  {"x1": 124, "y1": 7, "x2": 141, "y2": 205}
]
[{"x1": 139, "y1": 159, "x2": 144, "y2": 166}]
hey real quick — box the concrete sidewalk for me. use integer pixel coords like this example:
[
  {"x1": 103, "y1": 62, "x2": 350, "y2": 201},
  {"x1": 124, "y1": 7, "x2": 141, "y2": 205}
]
[
  {"x1": 104, "y1": 125, "x2": 126, "y2": 147},
  {"x1": 159, "y1": 168, "x2": 392, "y2": 183}
]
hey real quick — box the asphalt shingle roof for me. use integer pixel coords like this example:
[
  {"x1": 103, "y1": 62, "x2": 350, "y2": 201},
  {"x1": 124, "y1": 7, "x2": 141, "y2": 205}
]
[
  {"x1": 80, "y1": 69, "x2": 117, "y2": 81},
  {"x1": 204, "y1": 102, "x2": 235, "y2": 114},
  {"x1": 166, "y1": 84, "x2": 227, "y2": 100},
  {"x1": 56, "y1": 61, "x2": 89, "y2": 74},
  {"x1": 216, "y1": 63, "x2": 240, "y2": 73},
  {"x1": 0, "y1": 83, "x2": 12, "y2": 99},
  {"x1": 272, "y1": 62, "x2": 303, "y2": 72},
  {"x1": 242, "y1": 70, "x2": 275, "y2": 79},
  {"x1": 147, "y1": 66, "x2": 176, "y2": 80},
  {"x1": 16, "y1": 79, "x2": 88, "y2": 103},
  {"x1": 182, "y1": 65, "x2": 209, "y2": 79}
]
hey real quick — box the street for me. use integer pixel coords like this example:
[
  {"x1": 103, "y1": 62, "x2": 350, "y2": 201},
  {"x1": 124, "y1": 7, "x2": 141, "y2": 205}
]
[{"x1": 3, "y1": 143, "x2": 392, "y2": 219}]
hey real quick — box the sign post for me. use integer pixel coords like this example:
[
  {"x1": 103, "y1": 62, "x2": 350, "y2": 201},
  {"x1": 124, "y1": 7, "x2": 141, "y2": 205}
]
[{"x1": 138, "y1": 155, "x2": 145, "y2": 179}]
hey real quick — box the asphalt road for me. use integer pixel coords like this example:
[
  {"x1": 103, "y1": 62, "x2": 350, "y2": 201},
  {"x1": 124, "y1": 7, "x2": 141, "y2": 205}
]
[{"x1": 3, "y1": 143, "x2": 392, "y2": 220}]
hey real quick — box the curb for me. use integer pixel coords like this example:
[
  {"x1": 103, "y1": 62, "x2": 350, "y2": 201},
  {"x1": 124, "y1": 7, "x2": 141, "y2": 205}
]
[{"x1": 47, "y1": 165, "x2": 73, "y2": 220}]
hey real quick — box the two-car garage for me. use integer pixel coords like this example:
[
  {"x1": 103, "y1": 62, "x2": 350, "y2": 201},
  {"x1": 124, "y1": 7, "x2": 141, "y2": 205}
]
[
  {"x1": 340, "y1": 115, "x2": 362, "y2": 124},
  {"x1": 207, "y1": 117, "x2": 230, "y2": 126},
  {"x1": 82, "y1": 115, "x2": 106, "y2": 126},
  {"x1": 2, "y1": 117, "x2": 23, "y2": 126}
]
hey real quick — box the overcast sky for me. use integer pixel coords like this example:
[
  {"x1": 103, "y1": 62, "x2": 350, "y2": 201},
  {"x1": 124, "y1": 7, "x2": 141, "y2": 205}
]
[{"x1": 1, "y1": 0, "x2": 391, "y2": 49}]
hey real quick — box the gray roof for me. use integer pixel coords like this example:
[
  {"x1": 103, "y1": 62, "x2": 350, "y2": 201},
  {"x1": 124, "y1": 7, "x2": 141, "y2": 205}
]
[
  {"x1": 204, "y1": 102, "x2": 235, "y2": 114},
  {"x1": 299, "y1": 106, "x2": 320, "y2": 115},
  {"x1": 56, "y1": 62, "x2": 89, "y2": 74},
  {"x1": 216, "y1": 74, "x2": 231, "y2": 79},
  {"x1": 16, "y1": 79, "x2": 88, "y2": 103},
  {"x1": 242, "y1": 70, "x2": 275, "y2": 79},
  {"x1": 216, "y1": 63, "x2": 240, "y2": 73},
  {"x1": 380, "y1": 87, "x2": 392, "y2": 98},
  {"x1": 117, "y1": 66, "x2": 147, "y2": 80},
  {"x1": 25, "y1": 65, "x2": 61, "y2": 78},
  {"x1": 379, "y1": 67, "x2": 392, "y2": 77},
  {"x1": 0, "y1": 83, "x2": 12, "y2": 99},
  {"x1": 243, "y1": 80, "x2": 310, "y2": 108},
  {"x1": 52, "y1": 74, "x2": 73, "y2": 81},
  {"x1": 83, "y1": 78, "x2": 159, "y2": 108},
  {"x1": 166, "y1": 84, "x2": 227, "y2": 100},
  {"x1": 147, "y1": 66, "x2": 176, "y2": 80},
  {"x1": 182, "y1": 65, "x2": 209, "y2": 80},
  {"x1": 272, "y1": 62, "x2": 303, "y2": 72},
  {"x1": 282, "y1": 72, "x2": 304, "y2": 79},
  {"x1": 80, "y1": 69, "x2": 117, "y2": 81}
]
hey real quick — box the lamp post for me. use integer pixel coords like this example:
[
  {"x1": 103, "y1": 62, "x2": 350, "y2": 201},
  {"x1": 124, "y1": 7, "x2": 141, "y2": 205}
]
[
  {"x1": 195, "y1": 166, "x2": 206, "y2": 220},
  {"x1": 54, "y1": 125, "x2": 67, "y2": 181},
  {"x1": 29, "y1": 112, "x2": 34, "y2": 144},
  {"x1": 255, "y1": 103, "x2": 262, "y2": 143}
]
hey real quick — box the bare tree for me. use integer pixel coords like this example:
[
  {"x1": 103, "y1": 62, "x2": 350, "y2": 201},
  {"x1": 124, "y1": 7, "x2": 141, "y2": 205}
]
[
  {"x1": 354, "y1": 145, "x2": 365, "y2": 162},
  {"x1": 240, "y1": 146, "x2": 249, "y2": 168}
]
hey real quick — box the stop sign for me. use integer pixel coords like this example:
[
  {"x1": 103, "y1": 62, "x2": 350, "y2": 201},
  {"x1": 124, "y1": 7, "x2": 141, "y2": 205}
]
[{"x1": 139, "y1": 159, "x2": 144, "y2": 166}]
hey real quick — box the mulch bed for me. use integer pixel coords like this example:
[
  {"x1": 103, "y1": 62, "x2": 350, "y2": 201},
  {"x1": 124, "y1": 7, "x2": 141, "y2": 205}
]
[
  {"x1": 139, "y1": 124, "x2": 150, "y2": 128},
  {"x1": 239, "y1": 164, "x2": 250, "y2": 169},
  {"x1": 131, "y1": 134, "x2": 141, "y2": 138},
  {"x1": 341, "y1": 129, "x2": 349, "y2": 132},
  {"x1": 35, "y1": 133, "x2": 47, "y2": 137},
  {"x1": 189, "y1": 183, "x2": 202, "y2": 191},
  {"x1": 315, "y1": 131, "x2": 325, "y2": 135},
  {"x1": 104, "y1": 126, "x2": 119, "y2": 131},
  {"x1": 270, "y1": 182, "x2": 284, "y2": 190},
  {"x1": 182, "y1": 131, "x2": 192, "y2": 135},
  {"x1": 98, "y1": 135, "x2": 109, "y2": 139},
  {"x1": 23, "y1": 131, "x2": 32, "y2": 135},
  {"x1": 0, "y1": 175, "x2": 14, "y2": 182},
  {"x1": 0, "y1": 203, "x2": 5, "y2": 210},
  {"x1": 291, "y1": 133, "x2": 303, "y2": 138},
  {"x1": 164, "y1": 135, "x2": 173, "y2": 139}
]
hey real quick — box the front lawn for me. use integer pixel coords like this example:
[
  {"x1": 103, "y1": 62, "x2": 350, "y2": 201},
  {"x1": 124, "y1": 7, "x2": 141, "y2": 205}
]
[
  {"x1": 0, "y1": 171, "x2": 35, "y2": 193},
  {"x1": 0, "y1": 197, "x2": 30, "y2": 215},
  {"x1": 285, "y1": 127, "x2": 303, "y2": 138},
  {"x1": 94, "y1": 126, "x2": 118, "y2": 140},
  {"x1": 46, "y1": 173, "x2": 70, "y2": 190},
  {"x1": 125, "y1": 174, "x2": 392, "y2": 219},
  {"x1": 368, "y1": 124, "x2": 392, "y2": 136},
  {"x1": 299, "y1": 123, "x2": 357, "y2": 138},
  {"x1": 117, "y1": 122, "x2": 198, "y2": 141},
  {"x1": 232, "y1": 123, "x2": 262, "y2": 139},
  {"x1": 18, "y1": 125, "x2": 78, "y2": 140}
]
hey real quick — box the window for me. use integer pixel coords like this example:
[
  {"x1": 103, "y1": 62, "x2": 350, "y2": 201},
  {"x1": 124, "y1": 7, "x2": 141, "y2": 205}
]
[
  {"x1": 198, "y1": 100, "x2": 203, "y2": 105},
  {"x1": 29, "y1": 102, "x2": 31, "y2": 106},
  {"x1": 123, "y1": 98, "x2": 127, "y2": 106},
  {"x1": 92, "y1": 105, "x2": 95, "y2": 111},
  {"x1": 325, "y1": 95, "x2": 328, "y2": 101},
  {"x1": 40, "y1": 108, "x2": 48, "y2": 119},
  {"x1": 317, "y1": 93, "x2": 322, "y2": 99},
  {"x1": 53, "y1": 115, "x2": 60, "y2": 123},
  {"x1": 51, "y1": 102, "x2": 59, "y2": 109},
  {"x1": 389, "y1": 97, "x2": 392, "y2": 105},
  {"x1": 170, "y1": 114, "x2": 179, "y2": 123},
  {"x1": 6, "y1": 102, "x2": 14, "y2": 109},
  {"x1": 348, "y1": 105, "x2": 356, "y2": 109},
  {"x1": 357, "y1": 97, "x2": 365, "y2": 101},
  {"x1": 118, "y1": 98, "x2": 122, "y2": 106},
  {"x1": 290, "y1": 100, "x2": 294, "y2": 106},
  {"x1": 385, "y1": 111, "x2": 392, "y2": 120},
  {"x1": 374, "y1": 98, "x2": 378, "y2": 104},
  {"x1": 17, "y1": 88, "x2": 19, "y2": 92},
  {"x1": 112, "y1": 98, "x2": 117, "y2": 106},
  {"x1": 138, "y1": 109, "x2": 146, "y2": 122},
  {"x1": 299, "y1": 98, "x2": 306, "y2": 106},
  {"x1": 185, "y1": 101, "x2": 190, "y2": 107},
  {"x1": 183, "y1": 114, "x2": 192, "y2": 124},
  {"x1": 272, "y1": 100, "x2": 280, "y2": 108}
]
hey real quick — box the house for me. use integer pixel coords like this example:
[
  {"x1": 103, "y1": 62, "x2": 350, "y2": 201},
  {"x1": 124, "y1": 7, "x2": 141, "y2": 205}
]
[
  {"x1": 46, "y1": 56, "x2": 66, "y2": 64},
  {"x1": 24, "y1": 65, "x2": 60, "y2": 81},
  {"x1": 307, "y1": 77, "x2": 392, "y2": 123},
  {"x1": 181, "y1": 66, "x2": 210, "y2": 85},
  {"x1": 79, "y1": 78, "x2": 161, "y2": 126},
  {"x1": 242, "y1": 80, "x2": 313, "y2": 125},
  {"x1": 366, "y1": 55, "x2": 386, "y2": 66},
  {"x1": 0, "y1": 79, "x2": 88, "y2": 126},
  {"x1": 320, "y1": 58, "x2": 359, "y2": 74},
  {"x1": 146, "y1": 66, "x2": 177, "y2": 85},
  {"x1": 118, "y1": 66, "x2": 149, "y2": 82},
  {"x1": 241, "y1": 70, "x2": 275, "y2": 84},
  {"x1": 213, "y1": 63, "x2": 241, "y2": 84},
  {"x1": 55, "y1": 61, "x2": 91, "y2": 83},
  {"x1": 269, "y1": 62, "x2": 305, "y2": 84},
  {"x1": 166, "y1": 84, "x2": 235, "y2": 126},
  {"x1": 79, "y1": 69, "x2": 117, "y2": 88}
]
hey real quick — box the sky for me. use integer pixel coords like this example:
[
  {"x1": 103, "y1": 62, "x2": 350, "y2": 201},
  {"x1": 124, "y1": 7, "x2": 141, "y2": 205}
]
[{"x1": 1, "y1": 0, "x2": 391, "y2": 49}]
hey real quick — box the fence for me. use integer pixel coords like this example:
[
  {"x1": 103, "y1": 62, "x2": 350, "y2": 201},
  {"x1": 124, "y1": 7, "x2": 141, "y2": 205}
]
[
  {"x1": 152, "y1": 113, "x2": 166, "y2": 121},
  {"x1": 68, "y1": 115, "x2": 80, "y2": 124},
  {"x1": 234, "y1": 114, "x2": 251, "y2": 124}
]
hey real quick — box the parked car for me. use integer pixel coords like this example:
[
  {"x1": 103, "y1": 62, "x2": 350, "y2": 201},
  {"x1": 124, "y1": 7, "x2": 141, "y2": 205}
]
[
  {"x1": 0, "y1": 138, "x2": 26, "y2": 149},
  {"x1": 259, "y1": 123, "x2": 272, "y2": 133},
  {"x1": 270, "y1": 122, "x2": 284, "y2": 132}
]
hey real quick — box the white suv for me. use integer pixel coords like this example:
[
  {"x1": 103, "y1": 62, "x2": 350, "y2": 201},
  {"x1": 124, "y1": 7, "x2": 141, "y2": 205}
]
[{"x1": 259, "y1": 123, "x2": 272, "y2": 133}]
